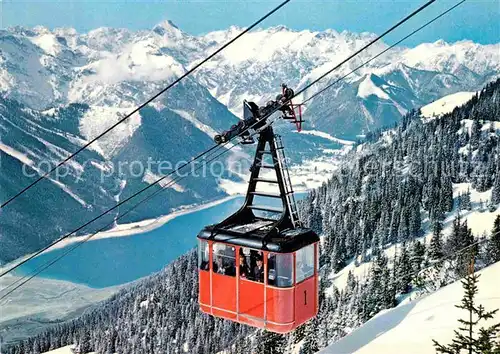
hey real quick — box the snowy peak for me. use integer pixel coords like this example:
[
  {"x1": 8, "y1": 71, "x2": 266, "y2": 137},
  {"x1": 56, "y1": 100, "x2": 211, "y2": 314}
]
[
  {"x1": 402, "y1": 39, "x2": 500, "y2": 76},
  {"x1": 357, "y1": 74, "x2": 391, "y2": 100},
  {"x1": 76, "y1": 39, "x2": 186, "y2": 85},
  {"x1": 0, "y1": 29, "x2": 73, "y2": 110},
  {"x1": 82, "y1": 27, "x2": 133, "y2": 52},
  {"x1": 152, "y1": 19, "x2": 184, "y2": 38},
  {"x1": 199, "y1": 26, "x2": 380, "y2": 64},
  {"x1": 421, "y1": 91, "x2": 478, "y2": 119},
  {"x1": 191, "y1": 24, "x2": 498, "y2": 133},
  {"x1": 29, "y1": 32, "x2": 66, "y2": 56},
  {"x1": 0, "y1": 21, "x2": 498, "y2": 138},
  {"x1": 154, "y1": 19, "x2": 181, "y2": 31}
]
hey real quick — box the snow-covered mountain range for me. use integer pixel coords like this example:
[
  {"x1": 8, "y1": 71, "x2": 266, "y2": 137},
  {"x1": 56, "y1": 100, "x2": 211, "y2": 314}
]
[
  {"x1": 0, "y1": 26, "x2": 247, "y2": 263},
  {"x1": 2, "y1": 21, "x2": 499, "y2": 137},
  {"x1": 0, "y1": 21, "x2": 498, "y2": 263},
  {"x1": 192, "y1": 26, "x2": 499, "y2": 138}
]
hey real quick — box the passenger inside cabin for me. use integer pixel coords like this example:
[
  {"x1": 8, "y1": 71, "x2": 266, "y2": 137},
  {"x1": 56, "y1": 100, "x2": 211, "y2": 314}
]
[
  {"x1": 214, "y1": 256, "x2": 236, "y2": 277},
  {"x1": 249, "y1": 250, "x2": 259, "y2": 272},
  {"x1": 200, "y1": 260, "x2": 209, "y2": 271},
  {"x1": 239, "y1": 256, "x2": 249, "y2": 278},
  {"x1": 254, "y1": 256, "x2": 264, "y2": 283},
  {"x1": 225, "y1": 263, "x2": 236, "y2": 276},
  {"x1": 214, "y1": 256, "x2": 225, "y2": 275}
]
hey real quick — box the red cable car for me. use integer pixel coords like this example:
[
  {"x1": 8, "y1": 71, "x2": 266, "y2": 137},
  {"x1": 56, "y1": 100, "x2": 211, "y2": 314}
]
[{"x1": 198, "y1": 100, "x2": 319, "y2": 333}]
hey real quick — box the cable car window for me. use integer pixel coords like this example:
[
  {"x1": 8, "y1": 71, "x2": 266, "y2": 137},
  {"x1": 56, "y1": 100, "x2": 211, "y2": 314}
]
[
  {"x1": 238, "y1": 248, "x2": 250, "y2": 280},
  {"x1": 296, "y1": 245, "x2": 315, "y2": 283},
  {"x1": 213, "y1": 244, "x2": 236, "y2": 277},
  {"x1": 268, "y1": 253, "x2": 293, "y2": 288},
  {"x1": 198, "y1": 240, "x2": 209, "y2": 271},
  {"x1": 240, "y1": 248, "x2": 264, "y2": 282},
  {"x1": 316, "y1": 244, "x2": 319, "y2": 273}
]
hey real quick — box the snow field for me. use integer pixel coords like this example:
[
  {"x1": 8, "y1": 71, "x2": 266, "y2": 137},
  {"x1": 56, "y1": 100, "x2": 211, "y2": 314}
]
[
  {"x1": 421, "y1": 91, "x2": 477, "y2": 119},
  {"x1": 321, "y1": 261, "x2": 500, "y2": 354}
]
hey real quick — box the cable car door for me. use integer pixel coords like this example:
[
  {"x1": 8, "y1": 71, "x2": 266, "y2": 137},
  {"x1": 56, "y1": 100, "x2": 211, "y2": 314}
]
[
  {"x1": 212, "y1": 243, "x2": 237, "y2": 319},
  {"x1": 238, "y1": 248, "x2": 265, "y2": 324}
]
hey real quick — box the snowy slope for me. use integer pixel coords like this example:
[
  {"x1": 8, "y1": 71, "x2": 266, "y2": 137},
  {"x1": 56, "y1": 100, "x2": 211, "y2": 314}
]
[
  {"x1": 320, "y1": 261, "x2": 500, "y2": 354},
  {"x1": 328, "y1": 182, "x2": 500, "y2": 294},
  {"x1": 0, "y1": 20, "x2": 498, "y2": 265},
  {"x1": 0, "y1": 95, "x2": 236, "y2": 264},
  {"x1": 43, "y1": 346, "x2": 74, "y2": 354},
  {"x1": 0, "y1": 23, "x2": 245, "y2": 263},
  {"x1": 421, "y1": 91, "x2": 477, "y2": 118},
  {"x1": 43, "y1": 345, "x2": 95, "y2": 354}
]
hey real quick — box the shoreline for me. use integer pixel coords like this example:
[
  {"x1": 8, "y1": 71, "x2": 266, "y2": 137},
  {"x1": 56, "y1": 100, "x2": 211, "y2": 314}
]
[
  {"x1": 0, "y1": 195, "x2": 242, "y2": 273},
  {"x1": 48, "y1": 194, "x2": 242, "y2": 250},
  {"x1": 1, "y1": 177, "x2": 315, "y2": 275}
]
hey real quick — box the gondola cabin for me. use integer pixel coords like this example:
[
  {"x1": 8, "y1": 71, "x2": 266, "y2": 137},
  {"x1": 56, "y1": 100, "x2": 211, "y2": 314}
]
[
  {"x1": 197, "y1": 228, "x2": 319, "y2": 333},
  {"x1": 198, "y1": 121, "x2": 319, "y2": 333}
]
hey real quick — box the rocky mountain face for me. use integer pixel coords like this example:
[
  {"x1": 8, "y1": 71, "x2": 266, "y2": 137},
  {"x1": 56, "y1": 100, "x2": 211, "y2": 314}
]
[
  {"x1": 2, "y1": 22, "x2": 498, "y2": 135},
  {"x1": 0, "y1": 21, "x2": 498, "y2": 263}
]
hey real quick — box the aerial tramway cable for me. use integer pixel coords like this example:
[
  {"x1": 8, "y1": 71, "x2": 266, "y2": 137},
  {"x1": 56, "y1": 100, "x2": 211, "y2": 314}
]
[
  {"x1": 0, "y1": 0, "x2": 437, "y2": 282},
  {"x1": 3, "y1": 208, "x2": 495, "y2": 303},
  {"x1": 293, "y1": 0, "x2": 436, "y2": 98},
  {"x1": 0, "y1": 134, "x2": 251, "y2": 301},
  {"x1": 0, "y1": 0, "x2": 443, "y2": 295},
  {"x1": 0, "y1": 0, "x2": 293, "y2": 277},
  {"x1": 0, "y1": 142, "x2": 223, "y2": 279},
  {"x1": 405, "y1": 233, "x2": 489, "y2": 285},
  {"x1": 0, "y1": 0, "x2": 291, "y2": 210}
]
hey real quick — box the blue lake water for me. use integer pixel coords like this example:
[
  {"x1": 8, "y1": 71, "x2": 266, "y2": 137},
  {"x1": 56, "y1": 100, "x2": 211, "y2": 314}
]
[{"x1": 17, "y1": 193, "x2": 306, "y2": 288}]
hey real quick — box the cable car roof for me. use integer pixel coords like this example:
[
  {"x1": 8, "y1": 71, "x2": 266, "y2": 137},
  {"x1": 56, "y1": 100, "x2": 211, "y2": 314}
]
[{"x1": 197, "y1": 223, "x2": 319, "y2": 253}]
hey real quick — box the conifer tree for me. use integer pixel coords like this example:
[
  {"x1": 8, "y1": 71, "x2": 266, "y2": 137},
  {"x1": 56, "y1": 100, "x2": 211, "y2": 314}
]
[
  {"x1": 256, "y1": 331, "x2": 287, "y2": 354},
  {"x1": 449, "y1": 220, "x2": 476, "y2": 278},
  {"x1": 365, "y1": 254, "x2": 390, "y2": 317},
  {"x1": 396, "y1": 244, "x2": 412, "y2": 294},
  {"x1": 442, "y1": 174, "x2": 455, "y2": 213},
  {"x1": 300, "y1": 319, "x2": 319, "y2": 354},
  {"x1": 487, "y1": 215, "x2": 500, "y2": 263},
  {"x1": 398, "y1": 209, "x2": 410, "y2": 242},
  {"x1": 458, "y1": 189, "x2": 472, "y2": 211},
  {"x1": 410, "y1": 206, "x2": 423, "y2": 237},
  {"x1": 430, "y1": 220, "x2": 444, "y2": 261},
  {"x1": 492, "y1": 166, "x2": 500, "y2": 205},
  {"x1": 470, "y1": 119, "x2": 482, "y2": 150},
  {"x1": 433, "y1": 273, "x2": 500, "y2": 354},
  {"x1": 411, "y1": 240, "x2": 426, "y2": 275},
  {"x1": 308, "y1": 204, "x2": 323, "y2": 234},
  {"x1": 383, "y1": 259, "x2": 397, "y2": 309},
  {"x1": 332, "y1": 235, "x2": 347, "y2": 272}
]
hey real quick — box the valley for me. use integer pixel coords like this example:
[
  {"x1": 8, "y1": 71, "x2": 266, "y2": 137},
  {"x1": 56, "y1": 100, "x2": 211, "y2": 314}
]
[{"x1": 0, "y1": 15, "x2": 499, "y2": 353}]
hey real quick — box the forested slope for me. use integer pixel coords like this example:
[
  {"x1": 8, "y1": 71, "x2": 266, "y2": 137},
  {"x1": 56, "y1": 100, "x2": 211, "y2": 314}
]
[{"x1": 8, "y1": 79, "x2": 500, "y2": 354}]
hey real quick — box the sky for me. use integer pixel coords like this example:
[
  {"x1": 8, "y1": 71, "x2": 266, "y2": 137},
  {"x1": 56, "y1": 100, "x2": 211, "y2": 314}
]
[{"x1": 0, "y1": 0, "x2": 498, "y2": 46}]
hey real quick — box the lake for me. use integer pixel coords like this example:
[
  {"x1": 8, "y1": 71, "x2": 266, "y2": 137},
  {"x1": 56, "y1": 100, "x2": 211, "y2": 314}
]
[{"x1": 16, "y1": 193, "x2": 306, "y2": 288}]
